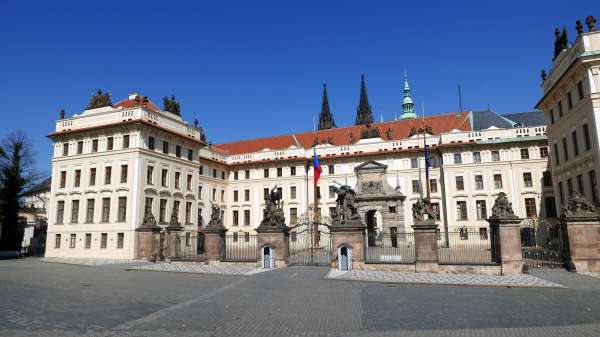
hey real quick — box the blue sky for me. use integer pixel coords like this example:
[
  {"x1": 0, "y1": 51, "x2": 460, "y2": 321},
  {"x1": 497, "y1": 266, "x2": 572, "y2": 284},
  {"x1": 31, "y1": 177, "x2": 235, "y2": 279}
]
[{"x1": 0, "y1": 0, "x2": 595, "y2": 174}]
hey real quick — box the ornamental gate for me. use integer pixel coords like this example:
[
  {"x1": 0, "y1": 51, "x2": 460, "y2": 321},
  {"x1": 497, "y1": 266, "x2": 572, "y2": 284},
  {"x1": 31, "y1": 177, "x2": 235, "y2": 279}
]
[
  {"x1": 520, "y1": 221, "x2": 566, "y2": 268},
  {"x1": 288, "y1": 222, "x2": 331, "y2": 266}
]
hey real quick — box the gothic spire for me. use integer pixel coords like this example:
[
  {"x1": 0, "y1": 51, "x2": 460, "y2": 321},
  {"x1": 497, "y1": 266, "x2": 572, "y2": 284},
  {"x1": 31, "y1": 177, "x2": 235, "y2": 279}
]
[
  {"x1": 400, "y1": 71, "x2": 417, "y2": 119},
  {"x1": 355, "y1": 74, "x2": 374, "y2": 125},
  {"x1": 318, "y1": 84, "x2": 336, "y2": 130}
]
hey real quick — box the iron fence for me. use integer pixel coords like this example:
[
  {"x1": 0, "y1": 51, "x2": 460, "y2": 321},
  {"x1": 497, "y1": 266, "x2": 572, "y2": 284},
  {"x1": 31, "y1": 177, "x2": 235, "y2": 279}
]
[
  {"x1": 438, "y1": 228, "x2": 495, "y2": 264},
  {"x1": 521, "y1": 223, "x2": 565, "y2": 268},
  {"x1": 365, "y1": 231, "x2": 415, "y2": 264},
  {"x1": 172, "y1": 231, "x2": 206, "y2": 261},
  {"x1": 224, "y1": 233, "x2": 258, "y2": 262}
]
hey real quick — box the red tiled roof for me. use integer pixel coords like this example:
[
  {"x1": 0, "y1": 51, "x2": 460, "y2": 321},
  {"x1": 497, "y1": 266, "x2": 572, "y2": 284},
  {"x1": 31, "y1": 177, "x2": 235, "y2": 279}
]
[
  {"x1": 215, "y1": 112, "x2": 472, "y2": 155},
  {"x1": 113, "y1": 97, "x2": 161, "y2": 112}
]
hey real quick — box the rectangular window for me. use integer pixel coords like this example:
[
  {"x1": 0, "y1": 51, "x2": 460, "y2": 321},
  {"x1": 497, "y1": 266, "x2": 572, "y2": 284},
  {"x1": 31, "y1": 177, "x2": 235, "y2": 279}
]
[
  {"x1": 221, "y1": 171, "x2": 225, "y2": 180},
  {"x1": 554, "y1": 143, "x2": 560, "y2": 166},
  {"x1": 147, "y1": 166, "x2": 154, "y2": 184},
  {"x1": 100, "y1": 233, "x2": 107, "y2": 249},
  {"x1": 567, "y1": 178, "x2": 574, "y2": 197},
  {"x1": 264, "y1": 168, "x2": 269, "y2": 178},
  {"x1": 558, "y1": 100, "x2": 563, "y2": 117},
  {"x1": 430, "y1": 179, "x2": 438, "y2": 193},
  {"x1": 572, "y1": 131, "x2": 579, "y2": 156},
  {"x1": 55, "y1": 234, "x2": 61, "y2": 248},
  {"x1": 290, "y1": 208, "x2": 298, "y2": 225},
  {"x1": 187, "y1": 149, "x2": 193, "y2": 161},
  {"x1": 493, "y1": 174, "x2": 503, "y2": 189},
  {"x1": 234, "y1": 171, "x2": 239, "y2": 180},
  {"x1": 543, "y1": 171, "x2": 553, "y2": 187},
  {"x1": 545, "y1": 197, "x2": 557, "y2": 218},
  {"x1": 92, "y1": 139, "x2": 98, "y2": 152},
  {"x1": 412, "y1": 180, "x2": 421, "y2": 194},
  {"x1": 328, "y1": 165, "x2": 334, "y2": 174},
  {"x1": 212, "y1": 169, "x2": 217, "y2": 178},
  {"x1": 56, "y1": 201, "x2": 65, "y2": 224},
  {"x1": 101, "y1": 197, "x2": 110, "y2": 222},
  {"x1": 107, "y1": 136, "x2": 114, "y2": 151},
  {"x1": 117, "y1": 197, "x2": 126, "y2": 222},
  {"x1": 245, "y1": 170, "x2": 250, "y2": 179},
  {"x1": 277, "y1": 167, "x2": 282, "y2": 177},
  {"x1": 550, "y1": 109, "x2": 555, "y2": 124},
  {"x1": 567, "y1": 91, "x2": 573, "y2": 109},
  {"x1": 540, "y1": 147, "x2": 548, "y2": 158},
  {"x1": 233, "y1": 210, "x2": 239, "y2": 226},
  {"x1": 159, "y1": 199, "x2": 167, "y2": 223},
  {"x1": 71, "y1": 200, "x2": 79, "y2": 223},
  {"x1": 120, "y1": 164, "x2": 128, "y2": 183},
  {"x1": 187, "y1": 174, "x2": 192, "y2": 191},
  {"x1": 199, "y1": 165, "x2": 204, "y2": 175},
  {"x1": 212, "y1": 188, "x2": 216, "y2": 201},
  {"x1": 234, "y1": 190, "x2": 239, "y2": 202},
  {"x1": 161, "y1": 169, "x2": 168, "y2": 187},
  {"x1": 559, "y1": 181, "x2": 565, "y2": 204},
  {"x1": 523, "y1": 172, "x2": 533, "y2": 188},
  {"x1": 123, "y1": 135, "x2": 130, "y2": 149},
  {"x1": 104, "y1": 166, "x2": 112, "y2": 185},
  {"x1": 479, "y1": 228, "x2": 488, "y2": 240},
  {"x1": 185, "y1": 202, "x2": 191, "y2": 224},
  {"x1": 577, "y1": 174, "x2": 585, "y2": 195},
  {"x1": 290, "y1": 186, "x2": 297, "y2": 199},
  {"x1": 162, "y1": 141, "x2": 169, "y2": 154},
  {"x1": 290, "y1": 167, "x2": 296, "y2": 176},
  {"x1": 62, "y1": 143, "x2": 69, "y2": 156},
  {"x1": 583, "y1": 124, "x2": 591, "y2": 151},
  {"x1": 525, "y1": 198, "x2": 537, "y2": 218},
  {"x1": 456, "y1": 201, "x2": 467, "y2": 220},
  {"x1": 175, "y1": 172, "x2": 181, "y2": 189},
  {"x1": 491, "y1": 150, "x2": 500, "y2": 161},
  {"x1": 221, "y1": 190, "x2": 225, "y2": 202},
  {"x1": 473, "y1": 151, "x2": 481, "y2": 163},
  {"x1": 520, "y1": 148, "x2": 529, "y2": 160},
  {"x1": 89, "y1": 168, "x2": 96, "y2": 186},
  {"x1": 74, "y1": 169, "x2": 81, "y2": 187},
  {"x1": 244, "y1": 209, "x2": 250, "y2": 226},
  {"x1": 176, "y1": 145, "x2": 181, "y2": 158},
  {"x1": 430, "y1": 203, "x2": 441, "y2": 220},
  {"x1": 590, "y1": 170, "x2": 599, "y2": 205},
  {"x1": 317, "y1": 186, "x2": 322, "y2": 199},
  {"x1": 476, "y1": 200, "x2": 487, "y2": 219},
  {"x1": 148, "y1": 136, "x2": 155, "y2": 150},
  {"x1": 69, "y1": 234, "x2": 76, "y2": 248},
  {"x1": 577, "y1": 81, "x2": 584, "y2": 100},
  {"x1": 411, "y1": 158, "x2": 418, "y2": 168},
  {"x1": 198, "y1": 185, "x2": 203, "y2": 199},
  {"x1": 474, "y1": 175, "x2": 484, "y2": 190},
  {"x1": 85, "y1": 233, "x2": 91, "y2": 249},
  {"x1": 455, "y1": 176, "x2": 464, "y2": 191},
  {"x1": 389, "y1": 206, "x2": 396, "y2": 213},
  {"x1": 60, "y1": 171, "x2": 66, "y2": 188},
  {"x1": 86, "y1": 199, "x2": 94, "y2": 223},
  {"x1": 245, "y1": 189, "x2": 250, "y2": 201},
  {"x1": 117, "y1": 233, "x2": 124, "y2": 249},
  {"x1": 453, "y1": 153, "x2": 462, "y2": 164},
  {"x1": 77, "y1": 141, "x2": 83, "y2": 154},
  {"x1": 563, "y1": 137, "x2": 569, "y2": 161}
]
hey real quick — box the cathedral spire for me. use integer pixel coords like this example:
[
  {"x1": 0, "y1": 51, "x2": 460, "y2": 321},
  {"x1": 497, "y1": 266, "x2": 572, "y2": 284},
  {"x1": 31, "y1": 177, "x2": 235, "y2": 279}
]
[
  {"x1": 318, "y1": 84, "x2": 336, "y2": 130},
  {"x1": 355, "y1": 74, "x2": 374, "y2": 125},
  {"x1": 400, "y1": 71, "x2": 417, "y2": 119}
]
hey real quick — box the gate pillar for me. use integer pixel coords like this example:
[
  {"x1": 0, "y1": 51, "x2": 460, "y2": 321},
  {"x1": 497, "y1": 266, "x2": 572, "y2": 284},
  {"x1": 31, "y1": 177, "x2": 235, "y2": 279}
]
[
  {"x1": 561, "y1": 194, "x2": 600, "y2": 272},
  {"x1": 412, "y1": 220, "x2": 439, "y2": 273},
  {"x1": 256, "y1": 226, "x2": 289, "y2": 268},
  {"x1": 488, "y1": 217, "x2": 523, "y2": 275},
  {"x1": 203, "y1": 225, "x2": 225, "y2": 265},
  {"x1": 135, "y1": 226, "x2": 161, "y2": 261},
  {"x1": 331, "y1": 220, "x2": 366, "y2": 270}
]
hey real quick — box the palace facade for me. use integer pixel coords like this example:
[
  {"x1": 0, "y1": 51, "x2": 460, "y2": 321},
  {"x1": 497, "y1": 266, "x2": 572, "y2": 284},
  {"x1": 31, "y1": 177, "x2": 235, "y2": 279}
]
[{"x1": 45, "y1": 76, "x2": 554, "y2": 259}]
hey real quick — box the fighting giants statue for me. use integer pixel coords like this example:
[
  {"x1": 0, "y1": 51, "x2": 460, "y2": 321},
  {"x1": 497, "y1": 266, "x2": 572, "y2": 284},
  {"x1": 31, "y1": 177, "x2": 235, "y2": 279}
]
[
  {"x1": 331, "y1": 184, "x2": 360, "y2": 224},
  {"x1": 412, "y1": 198, "x2": 435, "y2": 223},
  {"x1": 491, "y1": 192, "x2": 518, "y2": 219},
  {"x1": 206, "y1": 203, "x2": 223, "y2": 229},
  {"x1": 561, "y1": 193, "x2": 597, "y2": 218},
  {"x1": 260, "y1": 187, "x2": 286, "y2": 227}
]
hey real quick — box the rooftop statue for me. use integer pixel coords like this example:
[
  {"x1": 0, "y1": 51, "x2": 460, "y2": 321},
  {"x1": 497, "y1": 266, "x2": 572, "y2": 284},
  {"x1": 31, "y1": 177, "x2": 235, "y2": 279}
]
[
  {"x1": 163, "y1": 95, "x2": 181, "y2": 115},
  {"x1": 86, "y1": 89, "x2": 112, "y2": 110},
  {"x1": 360, "y1": 123, "x2": 381, "y2": 139}
]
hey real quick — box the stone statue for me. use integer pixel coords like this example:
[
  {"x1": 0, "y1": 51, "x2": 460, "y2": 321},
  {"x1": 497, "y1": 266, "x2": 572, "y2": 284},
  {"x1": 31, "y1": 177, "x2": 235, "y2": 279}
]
[
  {"x1": 168, "y1": 205, "x2": 180, "y2": 228},
  {"x1": 553, "y1": 28, "x2": 562, "y2": 58},
  {"x1": 491, "y1": 192, "x2": 518, "y2": 219},
  {"x1": 360, "y1": 123, "x2": 381, "y2": 139},
  {"x1": 141, "y1": 209, "x2": 158, "y2": 228},
  {"x1": 586, "y1": 15, "x2": 597, "y2": 31},
  {"x1": 412, "y1": 198, "x2": 435, "y2": 222},
  {"x1": 207, "y1": 203, "x2": 222, "y2": 227},
  {"x1": 385, "y1": 128, "x2": 393, "y2": 140},
  {"x1": 541, "y1": 70, "x2": 547, "y2": 81},
  {"x1": 561, "y1": 193, "x2": 597, "y2": 218},
  {"x1": 163, "y1": 95, "x2": 181, "y2": 115},
  {"x1": 408, "y1": 126, "x2": 418, "y2": 138},
  {"x1": 60, "y1": 109, "x2": 65, "y2": 119},
  {"x1": 260, "y1": 186, "x2": 285, "y2": 227},
  {"x1": 576, "y1": 20, "x2": 584, "y2": 35},
  {"x1": 86, "y1": 89, "x2": 112, "y2": 110},
  {"x1": 348, "y1": 132, "x2": 356, "y2": 144},
  {"x1": 331, "y1": 184, "x2": 360, "y2": 223}
]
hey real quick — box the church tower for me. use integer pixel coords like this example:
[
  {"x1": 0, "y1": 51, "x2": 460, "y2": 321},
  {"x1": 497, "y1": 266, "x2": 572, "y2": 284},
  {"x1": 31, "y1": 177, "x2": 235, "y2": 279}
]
[
  {"x1": 318, "y1": 84, "x2": 336, "y2": 130},
  {"x1": 400, "y1": 71, "x2": 417, "y2": 119},
  {"x1": 355, "y1": 74, "x2": 374, "y2": 125}
]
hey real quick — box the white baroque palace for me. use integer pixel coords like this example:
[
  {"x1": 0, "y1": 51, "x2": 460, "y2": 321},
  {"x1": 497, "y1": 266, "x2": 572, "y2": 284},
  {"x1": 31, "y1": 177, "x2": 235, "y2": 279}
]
[
  {"x1": 46, "y1": 84, "x2": 554, "y2": 259},
  {"x1": 536, "y1": 17, "x2": 600, "y2": 209}
]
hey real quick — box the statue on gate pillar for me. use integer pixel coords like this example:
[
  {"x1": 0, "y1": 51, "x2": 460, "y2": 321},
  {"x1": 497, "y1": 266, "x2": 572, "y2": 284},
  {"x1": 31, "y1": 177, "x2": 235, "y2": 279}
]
[
  {"x1": 490, "y1": 192, "x2": 518, "y2": 219},
  {"x1": 259, "y1": 186, "x2": 286, "y2": 227},
  {"x1": 331, "y1": 183, "x2": 361, "y2": 225},
  {"x1": 412, "y1": 198, "x2": 435, "y2": 223}
]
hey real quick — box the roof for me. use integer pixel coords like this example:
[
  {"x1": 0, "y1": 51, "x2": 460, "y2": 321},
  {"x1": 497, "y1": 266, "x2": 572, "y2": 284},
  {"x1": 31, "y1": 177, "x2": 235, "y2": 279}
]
[
  {"x1": 471, "y1": 110, "x2": 546, "y2": 130},
  {"x1": 502, "y1": 111, "x2": 546, "y2": 127},
  {"x1": 215, "y1": 112, "x2": 472, "y2": 155},
  {"x1": 113, "y1": 97, "x2": 161, "y2": 112},
  {"x1": 24, "y1": 178, "x2": 51, "y2": 196}
]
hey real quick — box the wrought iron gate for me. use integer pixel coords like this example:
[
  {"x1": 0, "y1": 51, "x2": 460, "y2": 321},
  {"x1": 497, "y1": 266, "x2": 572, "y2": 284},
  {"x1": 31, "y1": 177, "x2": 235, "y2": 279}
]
[
  {"x1": 289, "y1": 222, "x2": 331, "y2": 266},
  {"x1": 521, "y1": 221, "x2": 566, "y2": 268}
]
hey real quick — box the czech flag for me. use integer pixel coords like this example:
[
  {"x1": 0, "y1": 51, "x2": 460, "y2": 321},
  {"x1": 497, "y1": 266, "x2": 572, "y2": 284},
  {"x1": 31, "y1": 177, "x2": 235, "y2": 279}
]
[{"x1": 313, "y1": 148, "x2": 322, "y2": 184}]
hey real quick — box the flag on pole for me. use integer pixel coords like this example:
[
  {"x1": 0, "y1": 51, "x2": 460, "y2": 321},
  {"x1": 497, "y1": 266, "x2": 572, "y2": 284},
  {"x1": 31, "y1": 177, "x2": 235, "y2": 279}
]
[
  {"x1": 313, "y1": 148, "x2": 322, "y2": 184},
  {"x1": 424, "y1": 143, "x2": 430, "y2": 181}
]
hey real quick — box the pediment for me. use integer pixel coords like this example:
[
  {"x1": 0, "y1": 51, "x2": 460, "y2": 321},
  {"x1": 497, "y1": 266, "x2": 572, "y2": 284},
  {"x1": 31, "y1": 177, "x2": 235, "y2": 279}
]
[{"x1": 354, "y1": 160, "x2": 388, "y2": 173}]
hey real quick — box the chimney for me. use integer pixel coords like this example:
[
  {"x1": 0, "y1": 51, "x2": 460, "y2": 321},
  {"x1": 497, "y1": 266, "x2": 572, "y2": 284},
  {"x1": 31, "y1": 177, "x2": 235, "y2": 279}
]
[{"x1": 128, "y1": 92, "x2": 140, "y2": 100}]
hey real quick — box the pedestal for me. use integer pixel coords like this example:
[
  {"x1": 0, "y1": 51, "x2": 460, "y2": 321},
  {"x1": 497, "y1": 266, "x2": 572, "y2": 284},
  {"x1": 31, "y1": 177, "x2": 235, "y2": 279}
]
[
  {"x1": 563, "y1": 215, "x2": 600, "y2": 272},
  {"x1": 256, "y1": 226, "x2": 289, "y2": 268},
  {"x1": 412, "y1": 220, "x2": 439, "y2": 273},
  {"x1": 135, "y1": 227, "x2": 161, "y2": 261},
  {"x1": 330, "y1": 219, "x2": 366, "y2": 270},
  {"x1": 488, "y1": 217, "x2": 523, "y2": 275},
  {"x1": 166, "y1": 226, "x2": 183, "y2": 260},
  {"x1": 203, "y1": 225, "x2": 225, "y2": 264}
]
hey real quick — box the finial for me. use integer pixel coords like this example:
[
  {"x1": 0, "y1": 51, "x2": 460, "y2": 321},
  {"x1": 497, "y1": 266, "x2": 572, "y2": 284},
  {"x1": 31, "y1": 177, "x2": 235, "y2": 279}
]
[
  {"x1": 323, "y1": 83, "x2": 327, "y2": 90},
  {"x1": 60, "y1": 108, "x2": 65, "y2": 119},
  {"x1": 194, "y1": 118, "x2": 198, "y2": 127},
  {"x1": 586, "y1": 15, "x2": 597, "y2": 31},
  {"x1": 361, "y1": 74, "x2": 364, "y2": 81},
  {"x1": 541, "y1": 70, "x2": 547, "y2": 81},
  {"x1": 576, "y1": 20, "x2": 584, "y2": 34}
]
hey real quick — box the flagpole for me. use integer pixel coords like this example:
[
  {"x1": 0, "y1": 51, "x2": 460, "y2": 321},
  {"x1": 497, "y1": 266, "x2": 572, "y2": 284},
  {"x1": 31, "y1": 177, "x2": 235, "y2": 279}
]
[{"x1": 423, "y1": 104, "x2": 430, "y2": 202}]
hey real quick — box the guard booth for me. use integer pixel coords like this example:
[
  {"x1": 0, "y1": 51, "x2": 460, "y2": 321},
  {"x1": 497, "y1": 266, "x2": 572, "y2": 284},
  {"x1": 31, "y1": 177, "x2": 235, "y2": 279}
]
[{"x1": 337, "y1": 245, "x2": 352, "y2": 271}]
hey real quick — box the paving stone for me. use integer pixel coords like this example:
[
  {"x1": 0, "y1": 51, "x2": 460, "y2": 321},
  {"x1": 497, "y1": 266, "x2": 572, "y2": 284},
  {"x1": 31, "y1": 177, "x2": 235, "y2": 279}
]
[
  {"x1": 578, "y1": 271, "x2": 600, "y2": 279},
  {"x1": 41, "y1": 257, "x2": 145, "y2": 266},
  {"x1": 129, "y1": 262, "x2": 271, "y2": 276}
]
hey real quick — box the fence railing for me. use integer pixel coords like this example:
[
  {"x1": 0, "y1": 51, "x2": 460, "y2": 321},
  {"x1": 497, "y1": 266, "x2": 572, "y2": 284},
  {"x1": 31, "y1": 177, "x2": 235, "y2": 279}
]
[
  {"x1": 521, "y1": 225, "x2": 565, "y2": 268},
  {"x1": 173, "y1": 232, "x2": 206, "y2": 261},
  {"x1": 365, "y1": 231, "x2": 415, "y2": 264},
  {"x1": 438, "y1": 228, "x2": 495, "y2": 265},
  {"x1": 224, "y1": 233, "x2": 258, "y2": 262}
]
